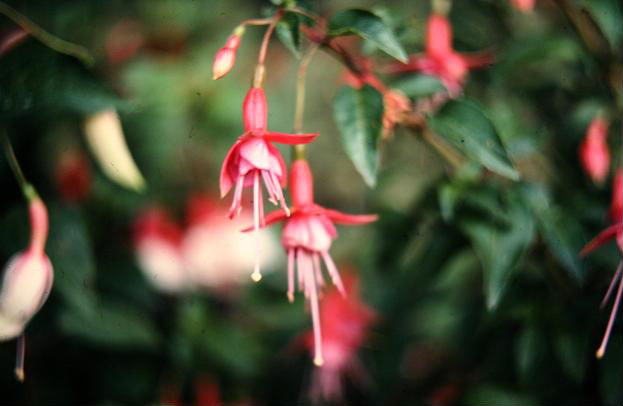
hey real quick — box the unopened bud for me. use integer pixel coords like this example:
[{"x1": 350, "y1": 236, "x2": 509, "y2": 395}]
[
  {"x1": 579, "y1": 116, "x2": 610, "y2": 184},
  {"x1": 212, "y1": 32, "x2": 243, "y2": 80}
]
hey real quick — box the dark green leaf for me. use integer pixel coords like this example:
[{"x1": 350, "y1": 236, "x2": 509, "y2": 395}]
[
  {"x1": 329, "y1": 9, "x2": 407, "y2": 62},
  {"x1": 392, "y1": 75, "x2": 445, "y2": 98},
  {"x1": 333, "y1": 85, "x2": 384, "y2": 187},
  {"x1": 429, "y1": 100, "x2": 520, "y2": 180},
  {"x1": 59, "y1": 300, "x2": 159, "y2": 349},
  {"x1": 581, "y1": 0, "x2": 623, "y2": 50},
  {"x1": 460, "y1": 191, "x2": 535, "y2": 309},
  {"x1": 276, "y1": 12, "x2": 301, "y2": 58}
]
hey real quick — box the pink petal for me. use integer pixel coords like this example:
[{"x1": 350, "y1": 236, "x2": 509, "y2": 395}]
[
  {"x1": 266, "y1": 142, "x2": 288, "y2": 188},
  {"x1": 323, "y1": 208, "x2": 378, "y2": 225},
  {"x1": 219, "y1": 140, "x2": 241, "y2": 198},
  {"x1": 580, "y1": 223, "x2": 623, "y2": 256},
  {"x1": 264, "y1": 132, "x2": 318, "y2": 145},
  {"x1": 240, "y1": 208, "x2": 290, "y2": 232}
]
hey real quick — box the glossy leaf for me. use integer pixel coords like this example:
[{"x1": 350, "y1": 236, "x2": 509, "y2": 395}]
[
  {"x1": 429, "y1": 100, "x2": 520, "y2": 180},
  {"x1": 333, "y1": 84, "x2": 384, "y2": 187},
  {"x1": 329, "y1": 9, "x2": 408, "y2": 62},
  {"x1": 275, "y1": 12, "x2": 301, "y2": 58}
]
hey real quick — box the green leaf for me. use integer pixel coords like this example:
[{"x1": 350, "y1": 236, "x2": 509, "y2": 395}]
[
  {"x1": 329, "y1": 9, "x2": 408, "y2": 63},
  {"x1": 392, "y1": 75, "x2": 445, "y2": 98},
  {"x1": 581, "y1": 0, "x2": 623, "y2": 50},
  {"x1": 59, "y1": 300, "x2": 159, "y2": 349},
  {"x1": 460, "y1": 191, "x2": 535, "y2": 309},
  {"x1": 466, "y1": 385, "x2": 537, "y2": 406},
  {"x1": 521, "y1": 185, "x2": 586, "y2": 282},
  {"x1": 0, "y1": 42, "x2": 125, "y2": 118},
  {"x1": 47, "y1": 205, "x2": 99, "y2": 316},
  {"x1": 429, "y1": 100, "x2": 520, "y2": 180},
  {"x1": 276, "y1": 12, "x2": 301, "y2": 58},
  {"x1": 333, "y1": 85, "x2": 384, "y2": 187}
]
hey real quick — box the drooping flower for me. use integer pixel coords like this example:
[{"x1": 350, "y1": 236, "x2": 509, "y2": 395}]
[
  {"x1": 212, "y1": 28, "x2": 244, "y2": 80},
  {"x1": 133, "y1": 208, "x2": 187, "y2": 294},
  {"x1": 387, "y1": 14, "x2": 493, "y2": 96},
  {"x1": 306, "y1": 273, "x2": 376, "y2": 401},
  {"x1": 581, "y1": 170, "x2": 623, "y2": 358},
  {"x1": 0, "y1": 195, "x2": 54, "y2": 381},
  {"x1": 579, "y1": 116, "x2": 610, "y2": 184},
  {"x1": 220, "y1": 87, "x2": 317, "y2": 281},
  {"x1": 181, "y1": 195, "x2": 279, "y2": 291},
  {"x1": 256, "y1": 159, "x2": 377, "y2": 366}
]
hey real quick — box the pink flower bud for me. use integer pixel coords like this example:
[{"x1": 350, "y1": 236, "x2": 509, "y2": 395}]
[
  {"x1": 290, "y1": 159, "x2": 314, "y2": 207},
  {"x1": 427, "y1": 14, "x2": 453, "y2": 59},
  {"x1": 243, "y1": 87, "x2": 268, "y2": 134},
  {"x1": 510, "y1": 0, "x2": 535, "y2": 13},
  {"x1": 212, "y1": 34, "x2": 242, "y2": 80},
  {"x1": 579, "y1": 116, "x2": 610, "y2": 184},
  {"x1": 0, "y1": 199, "x2": 54, "y2": 341}
]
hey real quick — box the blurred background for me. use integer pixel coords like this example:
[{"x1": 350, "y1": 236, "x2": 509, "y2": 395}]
[{"x1": 0, "y1": 0, "x2": 621, "y2": 404}]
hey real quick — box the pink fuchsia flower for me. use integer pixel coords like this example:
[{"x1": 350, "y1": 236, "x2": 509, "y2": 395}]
[
  {"x1": 387, "y1": 14, "x2": 493, "y2": 96},
  {"x1": 581, "y1": 170, "x2": 623, "y2": 358},
  {"x1": 212, "y1": 28, "x2": 243, "y2": 80},
  {"x1": 510, "y1": 0, "x2": 535, "y2": 13},
  {"x1": 579, "y1": 116, "x2": 610, "y2": 184},
  {"x1": 306, "y1": 273, "x2": 376, "y2": 401},
  {"x1": 133, "y1": 208, "x2": 187, "y2": 294},
  {"x1": 181, "y1": 195, "x2": 279, "y2": 291},
  {"x1": 220, "y1": 87, "x2": 317, "y2": 281},
  {"x1": 0, "y1": 196, "x2": 54, "y2": 381},
  {"x1": 256, "y1": 159, "x2": 377, "y2": 366}
]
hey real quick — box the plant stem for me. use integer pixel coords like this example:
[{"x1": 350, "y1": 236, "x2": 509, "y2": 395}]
[
  {"x1": 2, "y1": 131, "x2": 37, "y2": 201},
  {"x1": 254, "y1": 10, "x2": 283, "y2": 87},
  {"x1": 0, "y1": 1, "x2": 94, "y2": 66},
  {"x1": 291, "y1": 44, "x2": 319, "y2": 161}
]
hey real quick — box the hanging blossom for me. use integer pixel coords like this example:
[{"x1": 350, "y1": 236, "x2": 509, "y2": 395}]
[
  {"x1": 0, "y1": 193, "x2": 54, "y2": 381},
  {"x1": 306, "y1": 273, "x2": 376, "y2": 401},
  {"x1": 254, "y1": 159, "x2": 377, "y2": 366},
  {"x1": 387, "y1": 13, "x2": 493, "y2": 96},
  {"x1": 212, "y1": 26, "x2": 244, "y2": 80},
  {"x1": 133, "y1": 208, "x2": 187, "y2": 294},
  {"x1": 220, "y1": 87, "x2": 317, "y2": 281},
  {"x1": 509, "y1": 0, "x2": 536, "y2": 13},
  {"x1": 579, "y1": 115, "x2": 610, "y2": 184},
  {"x1": 581, "y1": 169, "x2": 623, "y2": 358}
]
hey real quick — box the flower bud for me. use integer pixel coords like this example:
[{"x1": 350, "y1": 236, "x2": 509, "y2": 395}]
[
  {"x1": 84, "y1": 108, "x2": 146, "y2": 191},
  {"x1": 579, "y1": 116, "x2": 610, "y2": 184},
  {"x1": 290, "y1": 159, "x2": 314, "y2": 207},
  {"x1": 212, "y1": 33, "x2": 242, "y2": 80},
  {"x1": 0, "y1": 198, "x2": 53, "y2": 341},
  {"x1": 242, "y1": 87, "x2": 268, "y2": 134}
]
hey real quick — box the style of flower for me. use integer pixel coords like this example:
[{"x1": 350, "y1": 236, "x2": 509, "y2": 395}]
[
  {"x1": 306, "y1": 273, "x2": 376, "y2": 401},
  {"x1": 0, "y1": 195, "x2": 54, "y2": 381},
  {"x1": 220, "y1": 87, "x2": 317, "y2": 281},
  {"x1": 581, "y1": 169, "x2": 623, "y2": 358},
  {"x1": 256, "y1": 159, "x2": 377, "y2": 366},
  {"x1": 133, "y1": 208, "x2": 187, "y2": 294},
  {"x1": 579, "y1": 116, "x2": 610, "y2": 184},
  {"x1": 387, "y1": 14, "x2": 493, "y2": 96}
]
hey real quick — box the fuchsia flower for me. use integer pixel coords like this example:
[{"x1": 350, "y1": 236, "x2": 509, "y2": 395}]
[
  {"x1": 387, "y1": 14, "x2": 493, "y2": 96},
  {"x1": 0, "y1": 196, "x2": 54, "y2": 381},
  {"x1": 220, "y1": 87, "x2": 317, "y2": 281},
  {"x1": 212, "y1": 30, "x2": 243, "y2": 80},
  {"x1": 306, "y1": 273, "x2": 376, "y2": 401},
  {"x1": 510, "y1": 0, "x2": 536, "y2": 13},
  {"x1": 256, "y1": 159, "x2": 377, "y2": 366},
  {"x1": 581, "y1": 169, "x2": 623, "y2": 358},
  {"x1": 133, "y1": 208, "x2": 186, "y2": 293},
  {"x1": 579, "y1": 116, "x2": 610, "y2": 184}
]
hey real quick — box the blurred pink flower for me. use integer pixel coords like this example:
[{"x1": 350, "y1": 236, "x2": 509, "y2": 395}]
[
  {"x1": 510, "y1": 0, "x2": 535, "y2": 13},
  {"x1": 55, "y1": 149, "x2": 91, "y2": 202},
  {"x1": 306, "y1": 273, "x2": 376, "y2": 401},
  {"x1": 0, "y1": 197, "x2": 54, "y2": 381},
  {"x1": 133, "y1": 208, "x2": 187, "y2": 293},
  {"x1": 387, "y1": 14, "x2": 493, "y2": 96},
  {"x1": 220, "y1": 87, "x2": 317, "y2": 281},
  {"x1": 579, "y1": 116, "x2": 610, "y2": 184},
  {"x1": 258, "y1": 159, "x2": 377, "y2": 366},
  {"x1": 581, "y1": 170, "x2": 623, "y2": 359},
  {"x1": 182, "y1": 195, "x2": 280, "y2": 290}
]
